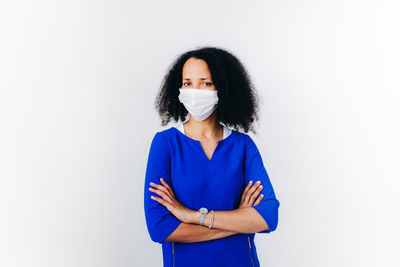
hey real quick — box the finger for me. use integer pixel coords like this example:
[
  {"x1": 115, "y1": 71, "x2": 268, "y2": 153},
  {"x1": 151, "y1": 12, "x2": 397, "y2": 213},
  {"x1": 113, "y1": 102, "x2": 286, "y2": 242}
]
[
  {"x1": 244, "y1": 180, "x2": 261, "y2": 205},
  {"x1": 241, "y1": 181, "x2": 253, "y2": 203},
  {"x1": 159, "y1": 178, "x2": 175, "y2": 197},
  {"x1": 149, "y1": 183, "x2": 172, "y2": 201},
  {"x1": 149, "y1": 187, "x2": 173, "y2": 203},
  {"x1": 249, "y1": 184, "x2": 263, "y2": 205},
  {"x1": 253, "y1": 194, "x2": 264, "y2": 206},
  {"x1": 150, "y1": 195, "x2": 172, "y2": 211},
  {"x1": 150, "y1": 182, "x2": 174, "y2": 200},
  {"x1": 244, "y1": 181, "x2": 262, "y2": 206}
]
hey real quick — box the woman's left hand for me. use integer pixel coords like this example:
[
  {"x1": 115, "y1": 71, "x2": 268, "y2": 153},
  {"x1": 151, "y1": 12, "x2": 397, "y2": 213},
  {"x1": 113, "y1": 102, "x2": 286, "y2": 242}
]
[{"x1": 149, "y1": 178, "x2": 195, "y2": 224}]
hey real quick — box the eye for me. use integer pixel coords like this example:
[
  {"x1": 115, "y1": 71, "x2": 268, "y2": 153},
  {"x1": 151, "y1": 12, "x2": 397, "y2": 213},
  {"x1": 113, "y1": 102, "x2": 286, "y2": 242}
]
[
  {"x1": 183, "y1": 82, "x2": 190, "y2": 86},
  {"x1": 204, "y1": 82, "x2": 213, "y2": 86}
]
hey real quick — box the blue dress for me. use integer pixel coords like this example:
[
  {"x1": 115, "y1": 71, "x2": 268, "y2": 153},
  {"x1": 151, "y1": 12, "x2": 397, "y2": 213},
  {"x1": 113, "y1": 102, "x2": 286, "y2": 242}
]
[{"x1": 144, "y1": 125, "x2": 280, "y2": 267}]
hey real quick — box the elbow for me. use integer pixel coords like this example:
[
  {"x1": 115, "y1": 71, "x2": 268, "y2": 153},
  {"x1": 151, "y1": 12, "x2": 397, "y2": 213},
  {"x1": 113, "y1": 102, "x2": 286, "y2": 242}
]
[
  {"x1": 149, "y1": 231, "x2": 174, "y2": 244},
  {"x1": 251, "y1": 199, "x2": 280, "y2": 234},
  {"x1": 266, "y1": 218, "x2": 278, "y2": 232},
  {"x1": 263, "y1": 208, "x2": 279, "y2": 233},
  {"x1": 162, "y1": 233, "x2": 174, "y2": 243},
  {"x1": 256, "y1": 216, "x2": 278, "y2": 234},
  {"x1": 146, "y1": 219, "x2": 182, "y2": 244},
  {"x1": 149, "y1": 231, "x2": 164, "y2": 244},
  {"x1": 145, "y1": 220, "x2": 170, "y2": 244},
  {"x1": 260, "y1": 220, "x2": 270, "y2": 232},
  {"x1": 144, "y1": 217, "x2": 165, "y2": 244},
  {"x1": 148, "y1": 227, "x2": 177, "y2": 244}
]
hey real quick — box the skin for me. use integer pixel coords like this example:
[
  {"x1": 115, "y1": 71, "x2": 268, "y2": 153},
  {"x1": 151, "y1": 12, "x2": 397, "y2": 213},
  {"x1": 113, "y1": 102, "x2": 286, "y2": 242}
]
[{"x1": 149, "y1": 58, "x2": 269, "y2": 243}]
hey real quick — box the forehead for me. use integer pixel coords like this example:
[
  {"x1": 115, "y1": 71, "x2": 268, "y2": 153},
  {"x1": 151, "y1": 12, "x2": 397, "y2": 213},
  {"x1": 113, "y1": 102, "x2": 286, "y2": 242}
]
[{"x1": 182, "y1": 58, "x2": 212, "y2": 79}]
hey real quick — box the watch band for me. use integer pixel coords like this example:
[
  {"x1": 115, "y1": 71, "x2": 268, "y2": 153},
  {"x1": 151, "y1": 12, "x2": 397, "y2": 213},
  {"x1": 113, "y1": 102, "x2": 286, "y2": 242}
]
[
  {"x1": 200, "y1": 213, "x2": 206, "y2": 226},
  {"x1": 198, "y1": 207, "x2": 208, "y2": 226}
]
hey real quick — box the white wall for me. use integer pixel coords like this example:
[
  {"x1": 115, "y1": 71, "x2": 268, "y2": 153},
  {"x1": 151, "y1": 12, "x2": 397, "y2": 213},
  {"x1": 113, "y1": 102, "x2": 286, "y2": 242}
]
[{"x1": 1, "y1": 0, "x2": 399, "y2": 266}]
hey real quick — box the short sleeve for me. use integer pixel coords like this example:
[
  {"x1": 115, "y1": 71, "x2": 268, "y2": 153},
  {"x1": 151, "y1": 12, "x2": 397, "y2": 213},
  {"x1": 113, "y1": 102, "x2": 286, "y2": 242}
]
[
  {"x1": 143, "y1": 132, "x2": 182, "y2": 244},
  {"x1": 243, "y1": 135, "x2": 280, "y2": 233}
]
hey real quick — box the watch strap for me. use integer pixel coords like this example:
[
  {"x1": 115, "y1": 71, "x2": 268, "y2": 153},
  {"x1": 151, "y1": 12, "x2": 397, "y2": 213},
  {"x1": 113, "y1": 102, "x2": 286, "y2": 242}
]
[{"x1": 198, "y1": 207, "x2": 208, "y2": 226}]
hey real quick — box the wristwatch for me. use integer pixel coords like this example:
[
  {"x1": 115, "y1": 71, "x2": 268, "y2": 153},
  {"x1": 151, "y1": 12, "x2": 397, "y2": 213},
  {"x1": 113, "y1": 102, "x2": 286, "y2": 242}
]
[{"x1": 198, "y1": 207, "x2": 208, "y2": 226}]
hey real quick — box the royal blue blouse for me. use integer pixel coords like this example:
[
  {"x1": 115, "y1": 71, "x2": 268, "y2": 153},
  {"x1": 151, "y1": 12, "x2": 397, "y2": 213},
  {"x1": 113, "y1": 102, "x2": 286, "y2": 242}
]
[{"x1": 143, "y1": 126, "x2": 280, "y2": 267}]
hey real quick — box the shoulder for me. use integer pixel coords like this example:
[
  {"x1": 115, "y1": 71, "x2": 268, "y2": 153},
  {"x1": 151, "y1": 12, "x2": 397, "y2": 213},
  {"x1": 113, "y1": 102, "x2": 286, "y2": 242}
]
[
  {"x1": 231, "y1": 129, "x2": 253, "y2": 144},
  {"x1": 154, "y1": 126, "x2": 178, "y2": 141},
  {"x1": 221, "y1": 129, "x2": 258, "y2": 153},
  {"x1": 233, "y1": 131, "x2": 260, "y2": 156},
  {"x1": 149, "y1": 126, "x2": 179, "y2": 149}
]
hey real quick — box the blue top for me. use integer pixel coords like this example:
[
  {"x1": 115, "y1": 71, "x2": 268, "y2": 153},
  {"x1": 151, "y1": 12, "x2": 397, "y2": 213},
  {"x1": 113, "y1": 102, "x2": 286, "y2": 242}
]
[{"x1": 143, "y1": 126, "x2": 280, "y2": 267}]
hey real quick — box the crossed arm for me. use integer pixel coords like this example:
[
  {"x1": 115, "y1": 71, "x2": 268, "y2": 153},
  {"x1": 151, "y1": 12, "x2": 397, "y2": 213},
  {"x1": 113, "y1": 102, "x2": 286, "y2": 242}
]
[
  {"x1": 164, "y1": 207, "x2": 269, "y2": 243},
  {"x1": 149, "y1": 178, "x2": 269, "y2": 243}
]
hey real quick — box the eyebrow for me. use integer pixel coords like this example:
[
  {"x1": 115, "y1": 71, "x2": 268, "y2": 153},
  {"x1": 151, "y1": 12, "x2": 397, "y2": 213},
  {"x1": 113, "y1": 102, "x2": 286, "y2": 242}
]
[{"x1": 183, "y1": 78, "x2": 211, "y2": 80}]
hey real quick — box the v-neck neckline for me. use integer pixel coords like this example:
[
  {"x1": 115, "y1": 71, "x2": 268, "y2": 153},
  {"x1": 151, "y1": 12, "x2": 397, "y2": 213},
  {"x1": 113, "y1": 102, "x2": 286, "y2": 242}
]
[{"x1": 172, "y1": 126, "x2": 235, "y2": 162}]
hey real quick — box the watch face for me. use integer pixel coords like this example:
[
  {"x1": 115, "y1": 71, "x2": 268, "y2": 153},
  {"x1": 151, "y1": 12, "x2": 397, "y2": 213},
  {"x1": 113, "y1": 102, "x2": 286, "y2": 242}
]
[{"x1": 199, "y1": 207, "x2": 208, "y2": 213}]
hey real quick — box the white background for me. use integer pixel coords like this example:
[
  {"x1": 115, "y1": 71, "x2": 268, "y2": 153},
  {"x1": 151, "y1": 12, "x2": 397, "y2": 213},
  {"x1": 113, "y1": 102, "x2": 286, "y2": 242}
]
[{"x1": 1, "y1": 0, "x2": 399, "y2": 266}]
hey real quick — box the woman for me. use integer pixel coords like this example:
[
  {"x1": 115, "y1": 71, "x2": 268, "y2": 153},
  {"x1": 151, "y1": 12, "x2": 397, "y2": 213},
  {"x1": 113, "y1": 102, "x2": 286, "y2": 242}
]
[{"x1": 144, "y1": 46, "x2": 280, "y2": 267}]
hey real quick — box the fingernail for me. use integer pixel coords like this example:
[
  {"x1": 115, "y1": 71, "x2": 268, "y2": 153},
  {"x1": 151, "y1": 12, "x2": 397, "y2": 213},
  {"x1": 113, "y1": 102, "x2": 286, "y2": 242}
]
[
  {"x1": 260, "y1": 194, "x2": 264, "y2": 197},
  {"x1": 256, "y1": 181, "x2": 261, "y2": 184},
  {"x1": 259, "y1": 185, "x2": 263, "y2": 188},
  {"x1": 160, "y1": 178, "x2": 163, "y2": 181},
  {"x1": 249, "y1": 180, "x2": 253, "y2": 184}
]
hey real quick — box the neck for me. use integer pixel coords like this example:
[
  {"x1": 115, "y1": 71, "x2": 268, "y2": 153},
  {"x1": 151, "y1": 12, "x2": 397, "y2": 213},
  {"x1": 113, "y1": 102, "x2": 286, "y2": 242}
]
[{"x1": 183, "y1": 112, "x2": 223, "y2": 139}]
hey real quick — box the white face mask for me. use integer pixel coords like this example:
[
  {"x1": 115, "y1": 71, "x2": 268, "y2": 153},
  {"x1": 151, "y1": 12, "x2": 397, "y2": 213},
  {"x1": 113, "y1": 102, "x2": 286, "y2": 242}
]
[{"x1": 178, "y1": 88, "x2": 219, "y2": 121}]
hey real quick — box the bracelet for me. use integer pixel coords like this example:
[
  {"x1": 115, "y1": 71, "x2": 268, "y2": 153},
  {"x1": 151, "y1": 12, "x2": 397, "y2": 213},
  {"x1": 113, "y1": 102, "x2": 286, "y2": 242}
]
[{"x1": 208, "y1": 210, "x2": 214, "y2": 229}]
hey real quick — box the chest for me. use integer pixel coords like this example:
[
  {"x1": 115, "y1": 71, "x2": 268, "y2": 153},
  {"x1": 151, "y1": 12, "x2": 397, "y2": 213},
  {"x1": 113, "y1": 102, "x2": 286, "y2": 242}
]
[
  {"x1": 169, "y1": 140, "x2": 245, "y2": 210},
  {"x1": 198, "y1": 140, "x2": 218, "y2": 161}
]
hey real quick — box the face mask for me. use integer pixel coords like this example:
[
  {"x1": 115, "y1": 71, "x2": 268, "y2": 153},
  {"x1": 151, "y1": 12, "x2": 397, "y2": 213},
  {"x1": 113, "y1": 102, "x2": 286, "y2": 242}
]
[{"x1": 178, "y1": 88, "x2": 219, "y2": 121}]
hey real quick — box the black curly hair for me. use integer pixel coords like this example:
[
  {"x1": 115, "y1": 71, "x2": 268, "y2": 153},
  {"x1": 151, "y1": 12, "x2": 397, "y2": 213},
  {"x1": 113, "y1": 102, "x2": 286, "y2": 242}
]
[{"x1": 155, "y1": 46, "x2": 261, "y2": 134}]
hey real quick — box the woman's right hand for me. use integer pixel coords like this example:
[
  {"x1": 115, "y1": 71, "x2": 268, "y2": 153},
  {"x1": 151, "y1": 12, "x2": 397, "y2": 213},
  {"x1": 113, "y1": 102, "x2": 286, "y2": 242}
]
[{"x1": 238, "y1": 180, "x2": 263, "y2": 208}]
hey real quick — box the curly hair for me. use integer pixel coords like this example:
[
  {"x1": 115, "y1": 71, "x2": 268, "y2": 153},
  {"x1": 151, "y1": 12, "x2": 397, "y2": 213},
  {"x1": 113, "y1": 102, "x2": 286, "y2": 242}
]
[{"x1": 155, "y1": 46, "x2": 261, "y2": 134}]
